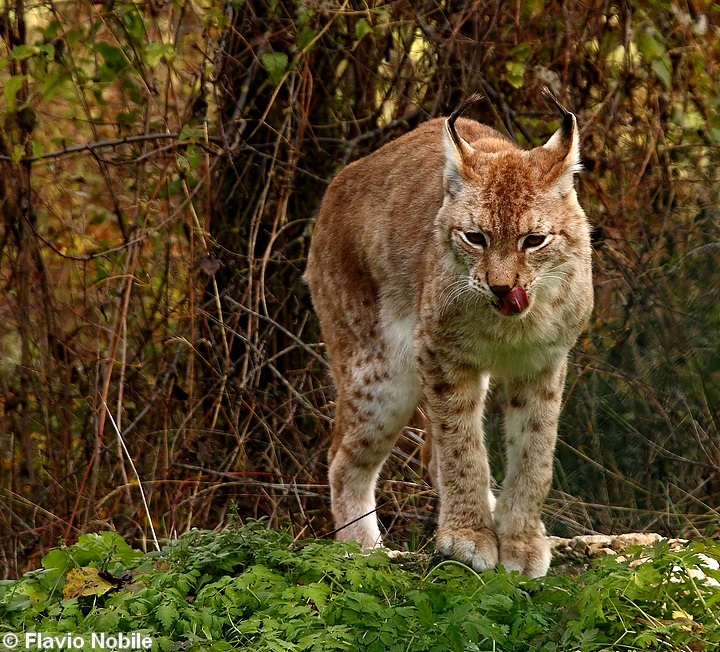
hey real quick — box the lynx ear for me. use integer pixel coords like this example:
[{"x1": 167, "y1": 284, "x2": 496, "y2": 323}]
[
  {"x1": 443, "y1": 94, "x2": 482, "y2": 195},
  {"x1": 539, "y1": 89, "x2": 582, "y2": 196}
]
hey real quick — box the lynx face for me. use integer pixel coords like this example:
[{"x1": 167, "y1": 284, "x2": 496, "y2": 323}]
[
  {"x1": 438, "y1": 101, "x2": 587, "y2": 322},
  {"x1": 306, "y1": 91, "x2": 593, "y2": 578},
  {"x1": 444, "y1": 197, "x2": 566, "y2": 316}
]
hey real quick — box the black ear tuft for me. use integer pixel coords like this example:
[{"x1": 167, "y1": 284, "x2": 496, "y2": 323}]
[
  {"x1": 541, "y1": 87, "x2": 573, "y2": 140},
  {"x1": 537, "y1": 87, "x2": 581, "y2": 195},
  {"x1": 447, "y1": 93, "x2": 484, "y2": 151}
]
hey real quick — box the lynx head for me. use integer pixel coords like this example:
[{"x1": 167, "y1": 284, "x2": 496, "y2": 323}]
[{"x1": 438, "y1": 91, "x2": 589, "y2": 318}]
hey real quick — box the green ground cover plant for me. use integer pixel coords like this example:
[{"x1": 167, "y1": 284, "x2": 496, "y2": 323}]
[
  {"x1": 1, "y1": 522, "x2": 719, "y2": 651},
  {"x1": 1, "y1": 0, "x2": 719, "y2": 589}
]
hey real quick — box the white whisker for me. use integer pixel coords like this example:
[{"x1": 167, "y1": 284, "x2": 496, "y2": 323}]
[{"x1": 439, "y1": 277, "x2": 478, "y2": 317}]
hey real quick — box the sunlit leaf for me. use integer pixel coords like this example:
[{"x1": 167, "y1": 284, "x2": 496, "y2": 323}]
[
  {"x1": 145, "y1": 42, "x2": 175, "y2": 67},
  {"x1": 505, "y1": 61, "x2": 526, "y2": 88},
  {"x1": 652, "y1": 58, "x2": 672, "y2": 90},
  {"x1": 11, "y1": 44, "x2": 38, "y2": 60},
  {"x1": 4, "y1": 75, "x2": 26, "y2": 112},
  {"x1": 355, "y1": 18, "x2": 372, "y2": 42},
  {"x1": 636, "y1": 28, "x2": 673, "y2": 89},
  {"x1": 11, "y1": 144, "x2": 24, "y2": 164},
  {"x1": 260, "y1": 51, "x2": 288, "y2": 84},
  {"x1": 509, "y1": 42, "x2": 533, "y2": 62}
]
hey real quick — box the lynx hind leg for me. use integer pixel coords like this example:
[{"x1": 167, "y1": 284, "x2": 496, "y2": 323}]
[
  {"x1": 328, "y1": 342, "x2": 421, "y2": 550},
  {"x1": 420, "y1": 425, "x2": 440, "y2": 488}
]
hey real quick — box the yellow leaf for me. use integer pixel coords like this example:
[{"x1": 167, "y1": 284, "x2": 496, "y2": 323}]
[
  {"x1": 63, "y1": 567, "x2": 115, "y2": 600},
  {"x1": 672, "y1": 609, "x2": 693, "y2": 621}
]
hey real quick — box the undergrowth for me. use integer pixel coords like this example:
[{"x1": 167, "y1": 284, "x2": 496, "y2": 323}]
[
  {"x1": 1, "y1": 522, "x2": 719, "y2": 651},
  {"x1": 2, "y1": 0, "x2": 720, "y2": 576}
]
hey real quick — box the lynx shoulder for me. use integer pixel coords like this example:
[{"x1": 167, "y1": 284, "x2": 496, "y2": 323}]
[{"x1": 305, "y1": 93, "x2": 593, "y2": 578}]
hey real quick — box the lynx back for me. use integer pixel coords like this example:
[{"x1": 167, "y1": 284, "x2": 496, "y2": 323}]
[{"x1": 305, "y1": 94, "x2": 593, "y2": 578}]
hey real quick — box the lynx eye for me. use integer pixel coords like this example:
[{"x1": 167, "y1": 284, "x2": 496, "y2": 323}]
[
  {"x1": 461, "y1": 231, "x2": 489, "y2": 248},
  {"x1": 521, "y1": 233, "x2": 550, "y2": 250}
]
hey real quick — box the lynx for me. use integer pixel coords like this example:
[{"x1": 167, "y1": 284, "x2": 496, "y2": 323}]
[{"x1": 305, "y1": 92, "x2": 593, "y2": 578}]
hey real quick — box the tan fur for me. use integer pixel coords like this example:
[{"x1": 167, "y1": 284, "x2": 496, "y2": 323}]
[{"x1": 305, "y1": 98, "x2": 593, "y2": 578}]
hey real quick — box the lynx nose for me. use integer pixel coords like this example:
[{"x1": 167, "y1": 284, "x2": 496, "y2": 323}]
[
  {"x1": 489, "y1": 285, "x2": 513, "y2": 299},
  {"x1": 491, "y1": 285, "x2": 530, "y2": 316}
]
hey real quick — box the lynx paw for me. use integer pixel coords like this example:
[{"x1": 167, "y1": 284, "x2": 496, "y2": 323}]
[
  {"x1": 436, "y1": 527, "x2": 499, "y2": 573},
  {"x1": 499, "y1": 531, "x2": 551, "y2": 578}
]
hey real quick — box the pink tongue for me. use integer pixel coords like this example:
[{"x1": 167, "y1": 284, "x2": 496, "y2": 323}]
[{"x1": 498, "y1": 286, "x2": 529, "y2": 316}]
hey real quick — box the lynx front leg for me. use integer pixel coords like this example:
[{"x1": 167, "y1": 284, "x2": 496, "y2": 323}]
[
  {"x1": 495, "y1": 359, "x2": 568, "y2": 578},
  {"x1": 420, "y1": 347, "x2": 497, "y2": 572}
]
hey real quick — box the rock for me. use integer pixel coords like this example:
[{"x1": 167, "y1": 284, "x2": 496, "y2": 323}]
[{"x1": 610, "y1": 533, "x2": 662, "y2": 551}]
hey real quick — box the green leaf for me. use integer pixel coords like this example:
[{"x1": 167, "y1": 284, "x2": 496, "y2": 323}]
[
  {"x1": 179, "y1": 124, "x2": 201, "y2": 142},
  {"x1": 96, "y1": 41, "x2": 128, "y2": 74},
  {"x1": 91, "y1": 610, "x2": 120, "y2": 631},
  {"x1": 707, "y1": 128, "x2": 720, "y2": 144},
  {"x1": 144, "y1": 42, "x2": 175, "y2": 67},
  {"x1": 355, "y1": 18, "x2": 372, "y2": 42},
  {"x1": 42, "y1": 548, "x2": 72, "y2": 575},
  {"x1": 11, "y1": 44, "x2": 38, "y2": 61},
  {"x1": 42, "y1": 19, "x2": 62, "y2": 41},
  {"x1": 509, "y1": 42, "x2": 533, "y2": 62},
  {"x1": 636, "y1": 29, "x2": 673, "y2": 89},
  {"x1": 521, "y1": 0, "x2": 544, "y2": 19},
  {"x1": 156, "y1": 603, "x2": 179, "y2": 631},
  {"x1": 66, "y1": 27, "x2": 85, "y2": 48},
  {"x1": 70, "y1": 531, "x2": 143, "y2": 569},
  {"x1": 11, "y1": 144, "x2": 25, "y2": 164},
  {"x1": 505, "y1": 61, "x2": 526, "y2": 89},
  {"x1": 4, "y1": 75, "x2": 26, "y2": 112},
  {"x1": 636, "y1": 30, "x2": 666, "y2": 60},
  {"x1": 120, "y1": 8, "x2": 147, "y2": 44},
  {"x1": 651, "y1": 58, "x2": 672, "y2": 90},
  {"x1": 185, "y1": 145, "x2": 203, "y2": 170},
  {"x1": 37, "y1": 43, "x2": 56, "y2": 60},
  {"x1": 116, "y1": 108, "x2": 142, "y2": 128},
  {"x1": 260, "y1": 51, "x2": 288, "y2": 85},
  {"x1": 41, "y1": 71, "x2": 70, "y2": 103},
  {"x1": 296, "y1": 27, "x2": 315, "y2": 51},
  {"x1": 297, "y1": 7, "x2": 315, "y2": 27}
]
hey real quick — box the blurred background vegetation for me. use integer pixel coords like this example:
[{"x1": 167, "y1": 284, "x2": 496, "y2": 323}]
[{"x1": 0, "y1": 0, "x2": 718, "y2": 578}]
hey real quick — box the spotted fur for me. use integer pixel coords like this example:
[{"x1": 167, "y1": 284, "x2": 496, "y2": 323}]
[{"x1": 305, "y1": 95, "x2": 593, "y2": 578}]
